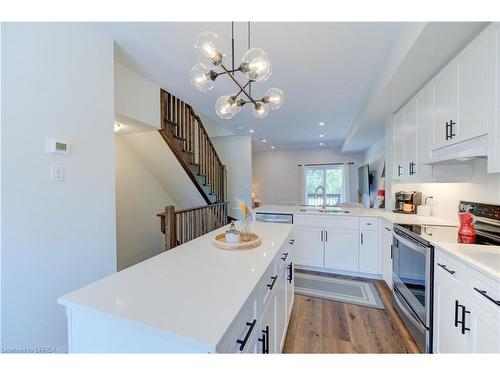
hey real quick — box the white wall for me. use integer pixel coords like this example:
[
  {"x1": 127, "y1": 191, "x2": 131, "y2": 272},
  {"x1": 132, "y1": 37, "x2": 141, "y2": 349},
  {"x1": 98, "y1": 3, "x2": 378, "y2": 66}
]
[
  {"x1": 363, "y1": 138, "x2": 386, "y2": 207},
  {"x1": 114, "y1": 61, "x2": 160, "y2": 130},
  {"x1": 212, "y1": 136, "x2": 252, "y2": 219},
  {"x1": 1, "y1": 23, "x2": 116, "y2": 352},
  {"x1": 252, "y1": 146, "x2": 364, "y2": 206},
  {"x1": 394, "y1": 159, "x2": 500, "y2": 223},
  {"x1": 115, "y1": 135, "x2": 177, "y2": 271}
]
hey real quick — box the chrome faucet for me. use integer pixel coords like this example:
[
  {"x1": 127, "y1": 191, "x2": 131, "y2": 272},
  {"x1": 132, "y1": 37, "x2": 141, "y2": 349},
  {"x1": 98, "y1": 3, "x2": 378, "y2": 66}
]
[{"x1": 314, "y1": 185, "x2": 326, "y2": 208}]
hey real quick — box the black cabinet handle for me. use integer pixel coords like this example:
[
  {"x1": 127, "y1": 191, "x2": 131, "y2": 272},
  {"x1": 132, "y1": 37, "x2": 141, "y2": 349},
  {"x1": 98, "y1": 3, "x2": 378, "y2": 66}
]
[
  {"x1": 473, "y1": 287, "x2": 500, "y2": 306},
  {"x1": 409, "y1": 162, "x2": 416, "y2": 175},
  {"x1": 267, "y1": 275, "x2": 277, "y2": 290},
  {"x1": 390, "y1": 244, "x2": 393, "y2": 259},
  {"x1": 281, "y1": 252, "x2": 288, "y2": 261},
  {"x1": 325, "y1": 230, "x2": 328, "y2": 242},
  {"x1": 258, "y1": 325, "x2": 269, "y2": 354},
  {"x1": 397, "y1": 165, "x2": 402, "y2": 177},
  {"x1": 461, "y1": 305, "x2": 470, "y2": 335},
  {"x1": 446, "y1": 120, "x2": 456, "y2": 140},
  {"x1": 288, "y1": 239, "x2": 295, "y2": 245},
  {"x1": 454, "y1": 300, "x2": 460, "y2": 327},
  {"x1": 437, "y1": 263, "x2": 456, "y2": 275},
  {"x1": 320, "y1": 230, "x2": 323, "y2": 242},
  {"x1": 287, "y1": 262, "x2": 293, "y2": 283},
  {"x1": 361, "y1": 232, "x2": 364, "y2": 245},
  {"x1": 236, "y1": 319, "x2": 257, "y2": 351}
]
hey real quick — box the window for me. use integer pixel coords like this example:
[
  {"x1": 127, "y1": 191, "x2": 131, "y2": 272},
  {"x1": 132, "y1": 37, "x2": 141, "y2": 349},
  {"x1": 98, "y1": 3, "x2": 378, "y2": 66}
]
[{"x1": 304, "y1": 165, "x2": 343, "y2": 206}]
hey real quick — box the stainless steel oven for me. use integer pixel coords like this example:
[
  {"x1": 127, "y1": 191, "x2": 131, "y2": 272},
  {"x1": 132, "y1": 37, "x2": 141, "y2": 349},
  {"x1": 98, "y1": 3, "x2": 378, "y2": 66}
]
[{"x1": 392, "y1": 224, "x2": 434, "y2": 353}]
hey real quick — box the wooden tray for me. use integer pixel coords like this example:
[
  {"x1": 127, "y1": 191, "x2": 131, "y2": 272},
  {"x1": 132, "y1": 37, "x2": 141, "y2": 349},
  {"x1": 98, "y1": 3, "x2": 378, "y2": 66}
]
[{"x1": 213, "y1": 233, "x2": 262, "y2": 250}]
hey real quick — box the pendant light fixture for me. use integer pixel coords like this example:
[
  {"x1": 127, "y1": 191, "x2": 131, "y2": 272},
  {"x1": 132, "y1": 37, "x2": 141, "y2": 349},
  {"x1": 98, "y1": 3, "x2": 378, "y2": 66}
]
[{"x1": 190, "y1": 22, "x2": 284, "y2": 120}]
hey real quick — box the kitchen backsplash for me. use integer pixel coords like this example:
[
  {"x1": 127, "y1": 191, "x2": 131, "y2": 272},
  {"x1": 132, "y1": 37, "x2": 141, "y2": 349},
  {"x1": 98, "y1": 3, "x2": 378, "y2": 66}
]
[{"x1": 393, "y1": 159, "x2": 500, "y2": 223}]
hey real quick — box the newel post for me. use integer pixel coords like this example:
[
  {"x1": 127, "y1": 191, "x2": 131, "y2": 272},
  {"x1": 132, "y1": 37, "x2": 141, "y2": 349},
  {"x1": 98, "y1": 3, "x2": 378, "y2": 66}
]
[{"x1": 164, "y1": 205, "x2": 177, "y2": 251}]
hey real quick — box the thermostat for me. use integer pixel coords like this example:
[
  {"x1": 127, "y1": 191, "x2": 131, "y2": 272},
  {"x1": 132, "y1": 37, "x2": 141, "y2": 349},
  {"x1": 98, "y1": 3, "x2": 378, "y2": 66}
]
[{"x1": 46, "y1": 138, "x2": 70, "y2": 155}]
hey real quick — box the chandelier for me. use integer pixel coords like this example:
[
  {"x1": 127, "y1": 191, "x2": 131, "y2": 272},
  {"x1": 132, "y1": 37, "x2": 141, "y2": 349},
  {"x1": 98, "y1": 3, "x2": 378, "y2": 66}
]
[{"x1": 190, "y1": 22, "x2": 284, "y2": 120}]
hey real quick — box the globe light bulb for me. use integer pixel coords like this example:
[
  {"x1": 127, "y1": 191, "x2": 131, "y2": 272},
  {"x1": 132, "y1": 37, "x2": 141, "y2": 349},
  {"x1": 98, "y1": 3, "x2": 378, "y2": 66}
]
[
  {"x1": 241, "y1": 48, "x2": 272, "y2": 82},
  {"x1": 190, "y1": 64, "x2": 215, "y2": 92},
  {"x1": 195, "y1": 31, "x2": 225, "y2": 68},
  {"x1": 253, "y1": 101, "x2": 269, "y2": 119},
  {"x1": 264, "y1": 88, "x2": 284, "y2": 110},
  {"x1": 215, "y1": 95, "x2": 238, "y2": 119}
]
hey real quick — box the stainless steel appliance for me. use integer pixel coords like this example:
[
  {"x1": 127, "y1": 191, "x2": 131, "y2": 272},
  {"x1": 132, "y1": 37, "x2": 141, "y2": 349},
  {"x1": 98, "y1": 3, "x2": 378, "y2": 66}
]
[
  {"x1": 458, "y1": 201, "x2": 500, "y2": 245},
  {"x1": 392, "y1": 224, "x2": 434, "y2": 353},
  {"x1": 255, "y1": 212, "x2": 293, "y2": 224},
  {"x1": 393, "y1": 191, "x2": 422, "y2": 214}
]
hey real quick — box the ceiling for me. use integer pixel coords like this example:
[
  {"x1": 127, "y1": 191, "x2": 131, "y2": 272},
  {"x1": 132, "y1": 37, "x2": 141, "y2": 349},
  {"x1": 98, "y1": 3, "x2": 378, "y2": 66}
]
[{"x1": 100, "y1": 22, "x2": 404, "y2": 151}]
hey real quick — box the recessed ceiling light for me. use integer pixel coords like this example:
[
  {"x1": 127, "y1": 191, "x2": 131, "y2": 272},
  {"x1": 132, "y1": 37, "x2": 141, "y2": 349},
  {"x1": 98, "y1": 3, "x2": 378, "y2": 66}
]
[
  {"x1": 261, "y1": 138, "x2": 267, "y2": 143},
  {"x1": 249, "y1": 129, "x2": 255, "y2": 133},
  {"x1": 271, "y1": 146, "x2": 275, "y2": 149},
  {"x1": 319, "y1": 122, "x2": 325, "y2": 126},
  {"x1": 319, "y1": 134, "x2": 324, "y2": 138},
  {"x1": 320, "y1": 142, "x2": 325, "y2": 146}
]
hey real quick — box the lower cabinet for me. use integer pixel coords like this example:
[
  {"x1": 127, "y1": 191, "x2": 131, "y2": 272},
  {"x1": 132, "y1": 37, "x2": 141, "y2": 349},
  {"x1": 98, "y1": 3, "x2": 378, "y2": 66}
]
[
  {"x1": 324, "y1": 227, "x2": 359, "y2": 272},
  {"x1": 359, "y1": 230, "x2": 378, "y2": 274},
  {"x1": 259, "y1": 291, "x2": 277, "y2": 354},
  {"x1": 294, "y1": 226, "x2": 324, "y2": 267},
  {"x1": 433, "y1": 247, "x2": 500, "y2": 353}
]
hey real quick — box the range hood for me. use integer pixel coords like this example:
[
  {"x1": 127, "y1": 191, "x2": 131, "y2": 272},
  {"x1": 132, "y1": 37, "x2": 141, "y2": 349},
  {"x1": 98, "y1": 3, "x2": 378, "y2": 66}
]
[{"x1": 427, "y1": 135, "x2": 488, "y2": 165}]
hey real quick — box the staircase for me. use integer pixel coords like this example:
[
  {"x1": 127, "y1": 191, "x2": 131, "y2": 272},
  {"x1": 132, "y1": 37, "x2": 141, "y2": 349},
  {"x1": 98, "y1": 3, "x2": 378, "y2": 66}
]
[
  {"x1": 157, "y1": 89, "x2": 230, "y2": 250},
  {"x1": 159, "y1": 89, "x2": 226, "y2": 204}
]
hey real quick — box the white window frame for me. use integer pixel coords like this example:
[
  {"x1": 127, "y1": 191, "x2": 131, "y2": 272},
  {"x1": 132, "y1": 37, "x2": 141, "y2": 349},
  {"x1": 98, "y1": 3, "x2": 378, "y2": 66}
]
[{"x1": 304, "y1": 164, "x2": 343, "y2": 206}]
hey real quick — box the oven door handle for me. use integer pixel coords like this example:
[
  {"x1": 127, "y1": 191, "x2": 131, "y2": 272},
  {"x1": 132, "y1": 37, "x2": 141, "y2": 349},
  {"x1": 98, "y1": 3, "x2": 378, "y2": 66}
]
[{"x1": 393, "y1": 232, "x2": 429, "y2": 256}]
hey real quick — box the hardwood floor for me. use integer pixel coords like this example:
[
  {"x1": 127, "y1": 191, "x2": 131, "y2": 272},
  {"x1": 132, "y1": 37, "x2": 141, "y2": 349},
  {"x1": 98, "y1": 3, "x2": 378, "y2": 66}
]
[{"x1": 283, "y1": 274, "x2": 420, "y2": 354}]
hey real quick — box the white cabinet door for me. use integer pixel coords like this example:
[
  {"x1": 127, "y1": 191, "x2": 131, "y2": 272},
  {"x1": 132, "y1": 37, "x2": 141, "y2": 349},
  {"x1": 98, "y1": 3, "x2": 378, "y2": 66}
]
[
  {"x1": 488, "y1": 23, "x2": 500, "y2": 173},
  {"x1": 467, "y1": 302, "x2": 500, "y2": 353},
  {"x1": 457, "y1": 31, "x2": 489, "y2": 142},
  {"x1": 433, "y1": 266, "x2": 468, "y2": 353},
  {"x1": 380, "y1": 223, "x2": 393, "y2": 287},
  {"x1": 260, "y1": 294, "x2": 277, "y2": 354},
  {"x1": 276, "y1": 269, "x2": 288, "y2": 351},
  {"x1": 359, "y1": 230, "x2": 379, "y2": 274},
  {"x1": 324, "y1": 228, "x2": 359, "y2": 272},
  {"x1": 403, "y1": 100, "x2": 417, "y2": 177},
  {"x1": 393, "y1": 111, "x2": 405, "y2": 178},
  {"x1": 433, "y1": 62, "x2": 458, "y2": 150},
  {"x1": 294, "y1": 226, "x2": 324, "y2": 267},
  {"x1": 415, "y1": 82, "x2": 435, "y2": 173}
]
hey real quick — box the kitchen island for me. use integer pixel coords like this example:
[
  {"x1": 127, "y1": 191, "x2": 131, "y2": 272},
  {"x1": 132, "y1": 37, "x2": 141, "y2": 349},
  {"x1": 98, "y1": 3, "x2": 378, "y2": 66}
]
[{"x1": 58, "y1": 222, "x2": 295, "y2": 353}]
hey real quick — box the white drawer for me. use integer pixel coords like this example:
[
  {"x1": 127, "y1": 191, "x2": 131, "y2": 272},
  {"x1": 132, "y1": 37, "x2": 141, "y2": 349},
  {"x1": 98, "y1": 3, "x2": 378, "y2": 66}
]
[
  {"x1": 216, "y1": 290, "x2": 257, "y2": 353},
  {"x1": 360, "y1": 217, "x2": 378, "y2": 231},
  {"x1": 469, "y1": 269, "x2": 500, "y2": 319},
  {"x1": 294, "y1": 214, "x2": 359, "y2": 229},
  {"x1": 435, "y1": 249, "x2": 467, "y2": 286}
]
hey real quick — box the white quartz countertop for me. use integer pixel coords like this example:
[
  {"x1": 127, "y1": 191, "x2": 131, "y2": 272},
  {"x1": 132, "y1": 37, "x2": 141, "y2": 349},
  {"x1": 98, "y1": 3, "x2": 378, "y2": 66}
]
[
  {"x1": 254, "y1": 205, "x2": 457, "y2": 225},
  {"x1": 254, "y1": 205, "x2": 500, "y2": 280},
  {"x1": 58, "y1": 222, "x2": 294, "y2": 351}
]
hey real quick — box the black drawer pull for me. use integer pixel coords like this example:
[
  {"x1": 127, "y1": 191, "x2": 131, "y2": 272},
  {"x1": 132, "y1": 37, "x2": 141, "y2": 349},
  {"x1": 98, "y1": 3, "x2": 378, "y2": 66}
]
[
  {"x1": 473, "y1": 287, "x2": 500, "y2": 306},
  {"x1": 258, "y1": 325, "x2": 269, "y2": 354},
  {"x1": 236, "y1": 319, "x2": 257, "y2": 351},
  {"x1": 454, "y1": 300, "x2": 459, "y2": 327},
  {"x1": 267, "y1": 275, "x2": 277, "y2": 290},
  {"x1": 461, "y1": 304, "x2": 470, "y2": 335},
  {"x1": 385, "y1": 227, "x2": 391, "y2": 232},
  {"x1": 288, "y1": 239, "x2": 295, "y2": 245},
  {"x1": 437, "y1": 263, "x2": 455, "y2": 275},
  {"x1": 287, "y1": 262, "x2": 293, "y2": 283},
  {"x1": 281, "y1": 252, "x2": 288, "y2": 261}
]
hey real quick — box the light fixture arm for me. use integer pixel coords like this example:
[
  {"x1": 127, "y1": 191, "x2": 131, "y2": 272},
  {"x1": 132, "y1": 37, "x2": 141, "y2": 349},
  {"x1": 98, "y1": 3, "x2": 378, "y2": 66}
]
[{"x1": 220, "y1": 64, "x2": 257, "y2": 105}]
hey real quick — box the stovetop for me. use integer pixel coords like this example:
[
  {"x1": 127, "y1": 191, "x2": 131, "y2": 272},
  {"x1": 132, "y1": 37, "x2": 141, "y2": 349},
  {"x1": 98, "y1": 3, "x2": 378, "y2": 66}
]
[{"x1": 396, "y1": 224, "x2": 500, "y2": 246}]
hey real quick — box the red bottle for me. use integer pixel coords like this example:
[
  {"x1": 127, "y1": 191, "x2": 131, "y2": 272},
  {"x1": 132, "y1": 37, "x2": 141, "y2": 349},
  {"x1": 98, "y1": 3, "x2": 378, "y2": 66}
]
[{"x1": 458, "y1": 212, "x2": 476, "y2": 244}]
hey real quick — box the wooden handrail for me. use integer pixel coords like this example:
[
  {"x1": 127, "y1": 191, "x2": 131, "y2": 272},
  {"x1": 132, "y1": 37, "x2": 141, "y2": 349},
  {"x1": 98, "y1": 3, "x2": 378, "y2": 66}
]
[
  {"x1": 160, "y1": 89, "x2": 226, "y2": 204},
  {"x1": 158, "y1": 202, "x2": 229, "y2": 251}
]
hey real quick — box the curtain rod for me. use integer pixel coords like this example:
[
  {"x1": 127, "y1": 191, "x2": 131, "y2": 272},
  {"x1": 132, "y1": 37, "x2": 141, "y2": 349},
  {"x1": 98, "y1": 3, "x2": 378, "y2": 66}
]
[{"x1": 297, "y1": 162, "x2": 355, "y2": 167}]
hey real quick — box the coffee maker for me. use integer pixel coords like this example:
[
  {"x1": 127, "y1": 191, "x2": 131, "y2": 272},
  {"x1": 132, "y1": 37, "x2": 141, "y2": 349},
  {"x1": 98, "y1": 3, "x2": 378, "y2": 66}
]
[{"x1": 394, "y1": 191, "x2": 422, "y2": 214}]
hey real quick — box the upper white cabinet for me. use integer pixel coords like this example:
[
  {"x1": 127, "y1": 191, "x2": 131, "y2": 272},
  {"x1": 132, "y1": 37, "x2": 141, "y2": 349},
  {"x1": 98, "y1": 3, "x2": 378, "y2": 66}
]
[
  {"x1": 432, "y1": 62, "x2": 459, "y2": 150},
  {"x1": 394, "y1": 22, "x2": 500, "y2": 175}
]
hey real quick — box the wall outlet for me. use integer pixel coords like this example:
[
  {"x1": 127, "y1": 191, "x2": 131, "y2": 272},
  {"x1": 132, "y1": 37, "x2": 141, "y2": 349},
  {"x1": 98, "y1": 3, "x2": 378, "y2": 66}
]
[{"x1": 51, "y1": 165, "x2": 64, "y2": 181}]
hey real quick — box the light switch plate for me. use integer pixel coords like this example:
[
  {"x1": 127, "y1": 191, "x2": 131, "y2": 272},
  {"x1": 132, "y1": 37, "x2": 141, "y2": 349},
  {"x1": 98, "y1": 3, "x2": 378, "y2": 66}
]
[{"x1": 51, "y1": 165, "x2": 64, "y2": 181}]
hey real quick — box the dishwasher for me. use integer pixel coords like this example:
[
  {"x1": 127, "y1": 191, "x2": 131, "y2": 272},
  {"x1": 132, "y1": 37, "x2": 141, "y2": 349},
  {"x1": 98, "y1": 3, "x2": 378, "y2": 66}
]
[{"x1": 255, "y1": 212, "x2": 294, "y2": 224}]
